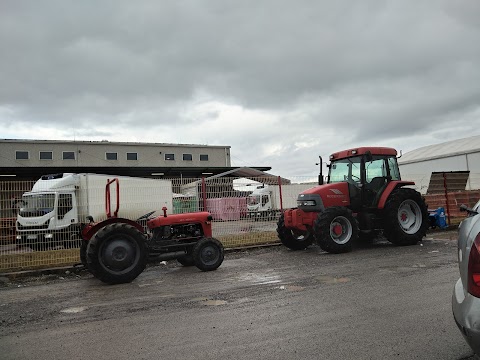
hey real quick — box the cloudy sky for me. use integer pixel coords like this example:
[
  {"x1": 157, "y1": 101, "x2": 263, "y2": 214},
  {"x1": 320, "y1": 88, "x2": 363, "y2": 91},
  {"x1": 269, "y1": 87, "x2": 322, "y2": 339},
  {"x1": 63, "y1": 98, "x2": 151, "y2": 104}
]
[{"x1": 1, "y1": 1, "x2": 479, "y2": 178}]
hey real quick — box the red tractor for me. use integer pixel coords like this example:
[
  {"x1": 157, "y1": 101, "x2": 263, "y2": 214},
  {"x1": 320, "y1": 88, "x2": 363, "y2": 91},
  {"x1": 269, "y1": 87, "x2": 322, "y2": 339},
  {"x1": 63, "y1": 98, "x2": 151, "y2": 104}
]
[
  {"x1": 80, "y1": 207, "x2": 224, "y2": 284},
  {"x1": 277, "y1": 147, "x2": 429, "y2": 253}
]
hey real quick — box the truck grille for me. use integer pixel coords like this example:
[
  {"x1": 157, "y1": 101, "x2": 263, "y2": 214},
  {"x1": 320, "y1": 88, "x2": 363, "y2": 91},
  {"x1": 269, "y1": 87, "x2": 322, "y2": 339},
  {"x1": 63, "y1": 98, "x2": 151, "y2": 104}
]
[{"x1": 17, "y1": 221, "x2": 50, "y2": 231}]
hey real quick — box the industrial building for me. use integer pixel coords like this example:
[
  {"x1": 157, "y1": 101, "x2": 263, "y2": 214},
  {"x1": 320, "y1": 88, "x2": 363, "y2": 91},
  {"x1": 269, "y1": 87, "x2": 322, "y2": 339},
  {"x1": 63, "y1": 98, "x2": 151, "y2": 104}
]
[
  {"x1": 0, "y1": 139, "x2": 270, "y2": 180},
  {"x1": 398, "y1": 135, "x2": 480, "y2": 194}
]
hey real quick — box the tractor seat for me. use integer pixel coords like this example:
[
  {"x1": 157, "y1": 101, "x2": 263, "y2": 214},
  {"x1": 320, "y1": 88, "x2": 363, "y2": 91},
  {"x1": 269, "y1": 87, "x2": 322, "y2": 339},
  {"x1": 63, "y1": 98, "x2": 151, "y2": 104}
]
[
  {"x1": 366, "y1": 176, "x2": 387, "y2": 192},
  {"x1": 364, "y1": 177, "x2": 387, "y2": 206}
]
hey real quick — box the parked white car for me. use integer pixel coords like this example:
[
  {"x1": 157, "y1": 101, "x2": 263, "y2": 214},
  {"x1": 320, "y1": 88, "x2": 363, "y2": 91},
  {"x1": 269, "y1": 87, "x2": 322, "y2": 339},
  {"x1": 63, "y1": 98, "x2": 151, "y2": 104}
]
[{"x1": 452, "y1": 199, "x2": 480, "y2": 356}]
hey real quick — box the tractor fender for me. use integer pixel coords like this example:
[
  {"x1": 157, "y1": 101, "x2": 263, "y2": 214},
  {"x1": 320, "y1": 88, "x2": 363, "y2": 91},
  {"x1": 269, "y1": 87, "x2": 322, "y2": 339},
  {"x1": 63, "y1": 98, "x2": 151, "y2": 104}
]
[
  {"x1": 81, "y1": 217, "x2": 145, "y2": 241},
  {"x1": 377, "y1": 181, "x2": 415, "y2": 209}
]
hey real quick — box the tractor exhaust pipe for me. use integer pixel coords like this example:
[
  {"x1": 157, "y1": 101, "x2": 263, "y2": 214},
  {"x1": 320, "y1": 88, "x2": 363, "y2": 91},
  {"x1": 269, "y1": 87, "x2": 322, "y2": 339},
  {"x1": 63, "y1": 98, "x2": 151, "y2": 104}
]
[
  {"x1": 149, "y1": 251, "x2": 187, "y2": 261},
  {"x1": 316, "y1": 156, "x2": 324, "y2": 185}
]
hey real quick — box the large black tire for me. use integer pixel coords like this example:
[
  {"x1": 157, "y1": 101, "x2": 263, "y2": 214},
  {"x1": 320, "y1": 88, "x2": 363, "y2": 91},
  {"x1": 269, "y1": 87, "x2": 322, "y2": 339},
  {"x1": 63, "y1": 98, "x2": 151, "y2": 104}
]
[
  {"x1": 86, "y1": 223, "x2": 148, "y2": 284},
  {"x1": 383, "y1": 188, "x2": 429, "y2": 246},
  {"x1": 276, "y1": 213, "x2": 314, "y2": 250},
  {"x1": 192, "y1": 237, "x2": 224, "y2": 271},
  {"x1": 314, "y1": 207, "x2": 358, "y2": 254}
]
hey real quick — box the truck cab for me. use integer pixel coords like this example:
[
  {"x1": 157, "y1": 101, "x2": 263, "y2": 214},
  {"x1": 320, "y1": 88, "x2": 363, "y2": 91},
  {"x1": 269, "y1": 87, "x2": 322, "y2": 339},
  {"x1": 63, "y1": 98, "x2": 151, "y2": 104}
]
[
  {"x1": 247, "y1": 185, "x2": 273, "y2": 219},
  {"x1": 16, "y1": 173, "x2": 80, "y2": 249}
]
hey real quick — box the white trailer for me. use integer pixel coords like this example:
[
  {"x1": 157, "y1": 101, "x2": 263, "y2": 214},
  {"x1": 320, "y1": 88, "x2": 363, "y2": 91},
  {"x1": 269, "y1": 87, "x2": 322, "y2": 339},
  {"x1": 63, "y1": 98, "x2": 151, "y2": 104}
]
[
  {"x1": 246, "y1": 183, "x2": 315, "y2": 220},
  {"x1": 16, "y1": 173, "x2": 173, "y2": 249}
]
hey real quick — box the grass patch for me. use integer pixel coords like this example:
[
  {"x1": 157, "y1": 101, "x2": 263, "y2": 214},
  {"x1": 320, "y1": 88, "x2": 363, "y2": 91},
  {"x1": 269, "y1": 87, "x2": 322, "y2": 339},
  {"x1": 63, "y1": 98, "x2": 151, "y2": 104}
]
[{"x1": 0, "y1": 249, "x2": 80, "y2": 273}]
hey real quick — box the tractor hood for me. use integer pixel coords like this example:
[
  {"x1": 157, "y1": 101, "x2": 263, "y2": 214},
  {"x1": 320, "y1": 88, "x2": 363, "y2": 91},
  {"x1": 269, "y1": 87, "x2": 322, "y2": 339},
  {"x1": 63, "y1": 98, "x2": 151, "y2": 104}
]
[
  {"x1": 147, "y1": 211, "x2": 213, "y2": 229},
  {"x1": 297, "y1": 182, "x2": 350, "y2": 212}
]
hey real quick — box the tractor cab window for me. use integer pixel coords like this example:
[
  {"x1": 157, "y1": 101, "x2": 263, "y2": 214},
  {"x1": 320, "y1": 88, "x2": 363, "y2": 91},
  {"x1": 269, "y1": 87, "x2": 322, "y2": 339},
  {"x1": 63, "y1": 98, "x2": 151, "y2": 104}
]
[
  {"x1": 387, "y1": 157, "x2": 401, "y2": 180},
  {"x1": 365, "y1": 156, "x2": 387, "y2": 183},
  {"x1": 329, "y1": 156, "x2": 361, "y2": 184}
]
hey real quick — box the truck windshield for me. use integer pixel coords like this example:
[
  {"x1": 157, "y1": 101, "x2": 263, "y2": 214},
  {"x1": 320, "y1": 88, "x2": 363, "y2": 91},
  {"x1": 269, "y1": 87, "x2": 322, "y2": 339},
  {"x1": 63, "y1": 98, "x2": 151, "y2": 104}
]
[
  {"x1": 247, "y1": 195, "x2": 260, "y2": 205},
  {"x1": 19, "y1": 193, "x2": 56, "y2": 218},
  {"x1": 328, "y1": 156, "x2": 361, "y2": 184}
]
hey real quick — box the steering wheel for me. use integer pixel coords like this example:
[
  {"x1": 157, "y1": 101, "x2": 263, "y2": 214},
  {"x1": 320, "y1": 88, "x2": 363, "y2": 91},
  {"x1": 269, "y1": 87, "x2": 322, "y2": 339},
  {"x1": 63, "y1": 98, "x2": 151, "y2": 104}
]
[{"x1": 344, "y1": 175, "x2": 360, "y2": 186}]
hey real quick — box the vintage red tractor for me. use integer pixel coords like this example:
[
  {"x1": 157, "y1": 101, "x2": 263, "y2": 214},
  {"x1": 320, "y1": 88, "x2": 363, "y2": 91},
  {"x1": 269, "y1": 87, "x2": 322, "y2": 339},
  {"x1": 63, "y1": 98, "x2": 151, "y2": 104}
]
[
  {"x1": 80, "y1": 207, "x2": 224, "y2": 284},
  {"x1": 277, "y1": 147, "x2": 429, "y2": 253}
]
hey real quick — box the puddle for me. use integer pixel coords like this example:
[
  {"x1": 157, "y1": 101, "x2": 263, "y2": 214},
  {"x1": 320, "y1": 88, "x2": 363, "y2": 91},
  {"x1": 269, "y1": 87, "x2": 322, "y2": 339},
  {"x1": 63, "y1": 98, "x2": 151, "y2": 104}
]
[
  {"x1": 237, "y1": 272, "x2": 281, "y2": 285},
  {"x1": 317, "y1": 276, "x2": 350, "y2": 284},
  {"x1": 412, "y1": 264, "x2": 427, "y2": 268},
  {"x1": 60, "y1": 306, "x2": 87, "y2": 314},
  {"x1": 202, "y1": 300, "x2": 228, "y2": 306},
  {"x1": 277, "y1": 285, "x2": 304, "y2": 292}
]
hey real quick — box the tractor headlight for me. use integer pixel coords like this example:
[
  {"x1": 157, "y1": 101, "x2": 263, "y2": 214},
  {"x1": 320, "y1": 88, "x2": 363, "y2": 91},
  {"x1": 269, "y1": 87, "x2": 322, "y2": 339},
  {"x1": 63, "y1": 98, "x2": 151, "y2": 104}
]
[{"x1": 297, "y1": 200, "x2": 316, "y2": 207}]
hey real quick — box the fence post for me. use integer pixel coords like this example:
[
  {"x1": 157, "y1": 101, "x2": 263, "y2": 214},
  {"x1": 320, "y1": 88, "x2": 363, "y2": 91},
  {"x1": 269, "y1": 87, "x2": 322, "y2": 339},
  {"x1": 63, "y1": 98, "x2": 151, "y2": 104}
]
[
  {"x1": 443, "y1": 172, "x2": 451, "y2": 226},
  {"x1": 278, "y1": 176, "x2": 283, "y2": 211},
  {"x1": 201, "y1": 177, "x2": 207, "y2": 212}
]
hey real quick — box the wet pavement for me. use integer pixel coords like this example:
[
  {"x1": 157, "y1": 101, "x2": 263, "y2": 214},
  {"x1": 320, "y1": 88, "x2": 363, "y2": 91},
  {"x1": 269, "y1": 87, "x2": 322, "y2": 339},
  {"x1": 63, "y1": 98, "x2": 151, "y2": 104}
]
[{"x1": 0, "y1": 232, "x2": 475, "y2": 360}]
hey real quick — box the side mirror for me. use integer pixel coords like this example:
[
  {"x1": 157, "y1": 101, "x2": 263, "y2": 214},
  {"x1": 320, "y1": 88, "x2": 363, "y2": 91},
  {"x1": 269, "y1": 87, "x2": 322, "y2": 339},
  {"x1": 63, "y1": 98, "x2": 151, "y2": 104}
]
[{"x1": 460, "y1": 204, "x2": 468, "y2": 212}]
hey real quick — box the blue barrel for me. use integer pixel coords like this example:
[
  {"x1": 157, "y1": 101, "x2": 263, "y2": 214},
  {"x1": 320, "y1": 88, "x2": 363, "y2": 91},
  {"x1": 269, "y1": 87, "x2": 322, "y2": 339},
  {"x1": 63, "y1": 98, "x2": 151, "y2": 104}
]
[{"x1": 428, "y1": 207, "x2": 447, "y2": 229}]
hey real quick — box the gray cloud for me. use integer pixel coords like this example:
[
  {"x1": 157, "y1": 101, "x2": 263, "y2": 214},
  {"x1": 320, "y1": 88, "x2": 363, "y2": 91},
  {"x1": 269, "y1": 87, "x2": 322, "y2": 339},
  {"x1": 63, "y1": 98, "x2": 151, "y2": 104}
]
[{"x1": 0, "y1": 0, "x2": 479, "y2": 178}]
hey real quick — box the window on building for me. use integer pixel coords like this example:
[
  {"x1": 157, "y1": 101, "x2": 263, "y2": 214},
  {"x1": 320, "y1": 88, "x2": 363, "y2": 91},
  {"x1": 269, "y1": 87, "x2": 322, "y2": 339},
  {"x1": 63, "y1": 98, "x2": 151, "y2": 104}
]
[
  {"x1": 39, "y1": 151, "x2": 53, "y2": 160},
  {"x1": 165, "y1": 153, "x2": 175, "y2": 161},
  {"x1": 15, "y1": 151, "x2": 29, "y2": 160},
  {"x1": 106, "y1": 152, "x2": 118, "y2": 160},
  {"x1": 183, "y1": 154, "x2": 192, "y2": 161},
  {"x1": 200, "y1": 154, "x2": 209, "y2": 161},
  {"x1": 127, "y1": 152, "x2": 138, "y2": 161},
  {"x1": 63, "y1": 151, "x2": 76, "y2": 160}
]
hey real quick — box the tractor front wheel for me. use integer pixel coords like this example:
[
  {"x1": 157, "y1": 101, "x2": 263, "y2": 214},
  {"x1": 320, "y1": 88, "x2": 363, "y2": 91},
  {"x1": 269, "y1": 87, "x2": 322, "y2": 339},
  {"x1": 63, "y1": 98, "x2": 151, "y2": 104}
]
[
  {"x1": 383, "y1": 188, "x2": 428, "y2": 246},
  {"x1": 277, "y1": 213, "x2": 313, "y2": 250},
  {"x1": 314, "y1": 207, "x2": 358, "y2": 254},
  {"x1": 86, "y1": 223, "x2": 148, "y2": 284},
  {"x1": 193, "y1": 237, "x2": 224, "y2": 271}
]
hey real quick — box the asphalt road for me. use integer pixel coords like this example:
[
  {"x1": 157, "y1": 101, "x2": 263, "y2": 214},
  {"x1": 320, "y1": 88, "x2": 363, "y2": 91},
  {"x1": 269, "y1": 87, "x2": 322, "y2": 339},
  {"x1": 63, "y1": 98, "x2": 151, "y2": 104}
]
[{"x1": 0, "y1": 234, "x2": 475, "y2": 360}]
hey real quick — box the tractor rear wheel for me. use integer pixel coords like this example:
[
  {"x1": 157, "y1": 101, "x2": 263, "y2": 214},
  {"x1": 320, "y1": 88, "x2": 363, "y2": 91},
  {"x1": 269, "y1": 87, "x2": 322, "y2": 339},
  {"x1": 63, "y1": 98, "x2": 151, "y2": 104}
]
[
  {"x1": 86, "y1": 223, "x2": 148, "y2": 284},
  {"x1": 383, "y1": 188, "x2": 428, "y2": 246},
  {"x1": 193, "y1": 237, "x2": 224, "y2": 271},
  {"x1": 277, "y1": 213, "x2": 313, "y2": 250},
  {"x1": 314, "y1": 207, "x2": 358, "y2": 254}
]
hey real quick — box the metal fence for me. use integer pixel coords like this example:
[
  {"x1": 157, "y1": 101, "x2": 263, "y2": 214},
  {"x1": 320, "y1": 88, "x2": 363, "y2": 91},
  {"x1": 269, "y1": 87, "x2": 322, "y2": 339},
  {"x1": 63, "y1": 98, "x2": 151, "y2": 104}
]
[
  {"x1": 1, "y1": 173, "x2": 479, "y2": 274},
  {"x1": 0, "y1": 176, "x2": 315, "y2": 273}
]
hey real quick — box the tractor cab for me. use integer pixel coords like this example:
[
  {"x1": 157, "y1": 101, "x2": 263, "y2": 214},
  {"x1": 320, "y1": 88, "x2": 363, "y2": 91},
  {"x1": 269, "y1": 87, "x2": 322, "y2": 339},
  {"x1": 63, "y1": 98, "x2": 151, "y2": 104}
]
[{"x1": 326, "y1": 147, "x2": 400, "y2": 210}]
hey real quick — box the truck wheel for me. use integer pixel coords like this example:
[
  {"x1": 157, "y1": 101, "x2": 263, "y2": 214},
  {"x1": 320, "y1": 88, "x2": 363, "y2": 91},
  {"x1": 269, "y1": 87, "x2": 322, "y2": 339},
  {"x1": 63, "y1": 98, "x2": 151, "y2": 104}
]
[
  {"x1": 193, "y1": 237, "x2": 224, "y2": 271},
  {"x1": 276, "y1": 213, "x2": 313, "y2": 250},
  {"x1": 383, "y1": 188, "x2": 428, "y2": 246},
  {"x1": 314, "y1": 207, "x2": 358, "y2": 254},
  {"x1": 86, "y1": 223, "x2": 148, "y2": 284}
]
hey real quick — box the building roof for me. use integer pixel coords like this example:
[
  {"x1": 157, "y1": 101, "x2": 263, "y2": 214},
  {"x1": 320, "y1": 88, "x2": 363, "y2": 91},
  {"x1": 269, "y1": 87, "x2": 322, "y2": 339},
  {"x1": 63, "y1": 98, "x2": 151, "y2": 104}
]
[
  {"x1": 398, "y1": 135, "x2": 480, "y2": 165},
  {"x1": 0, "y1": 138, "x2": 230, "y2": 149},
  {"x1": 183, "y1": 167, "x2": 289, "y2": 185}
]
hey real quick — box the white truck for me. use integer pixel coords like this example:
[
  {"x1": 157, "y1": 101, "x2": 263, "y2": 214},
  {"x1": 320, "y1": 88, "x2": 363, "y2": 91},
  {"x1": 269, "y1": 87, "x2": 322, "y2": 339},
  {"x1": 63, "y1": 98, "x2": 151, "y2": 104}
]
[
  {"x1": 246, "y1": 183, "x2": 315, "y2": 220},
  {"x1": 16, "y1": 173, "x2": 173, "y2": 250}
]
